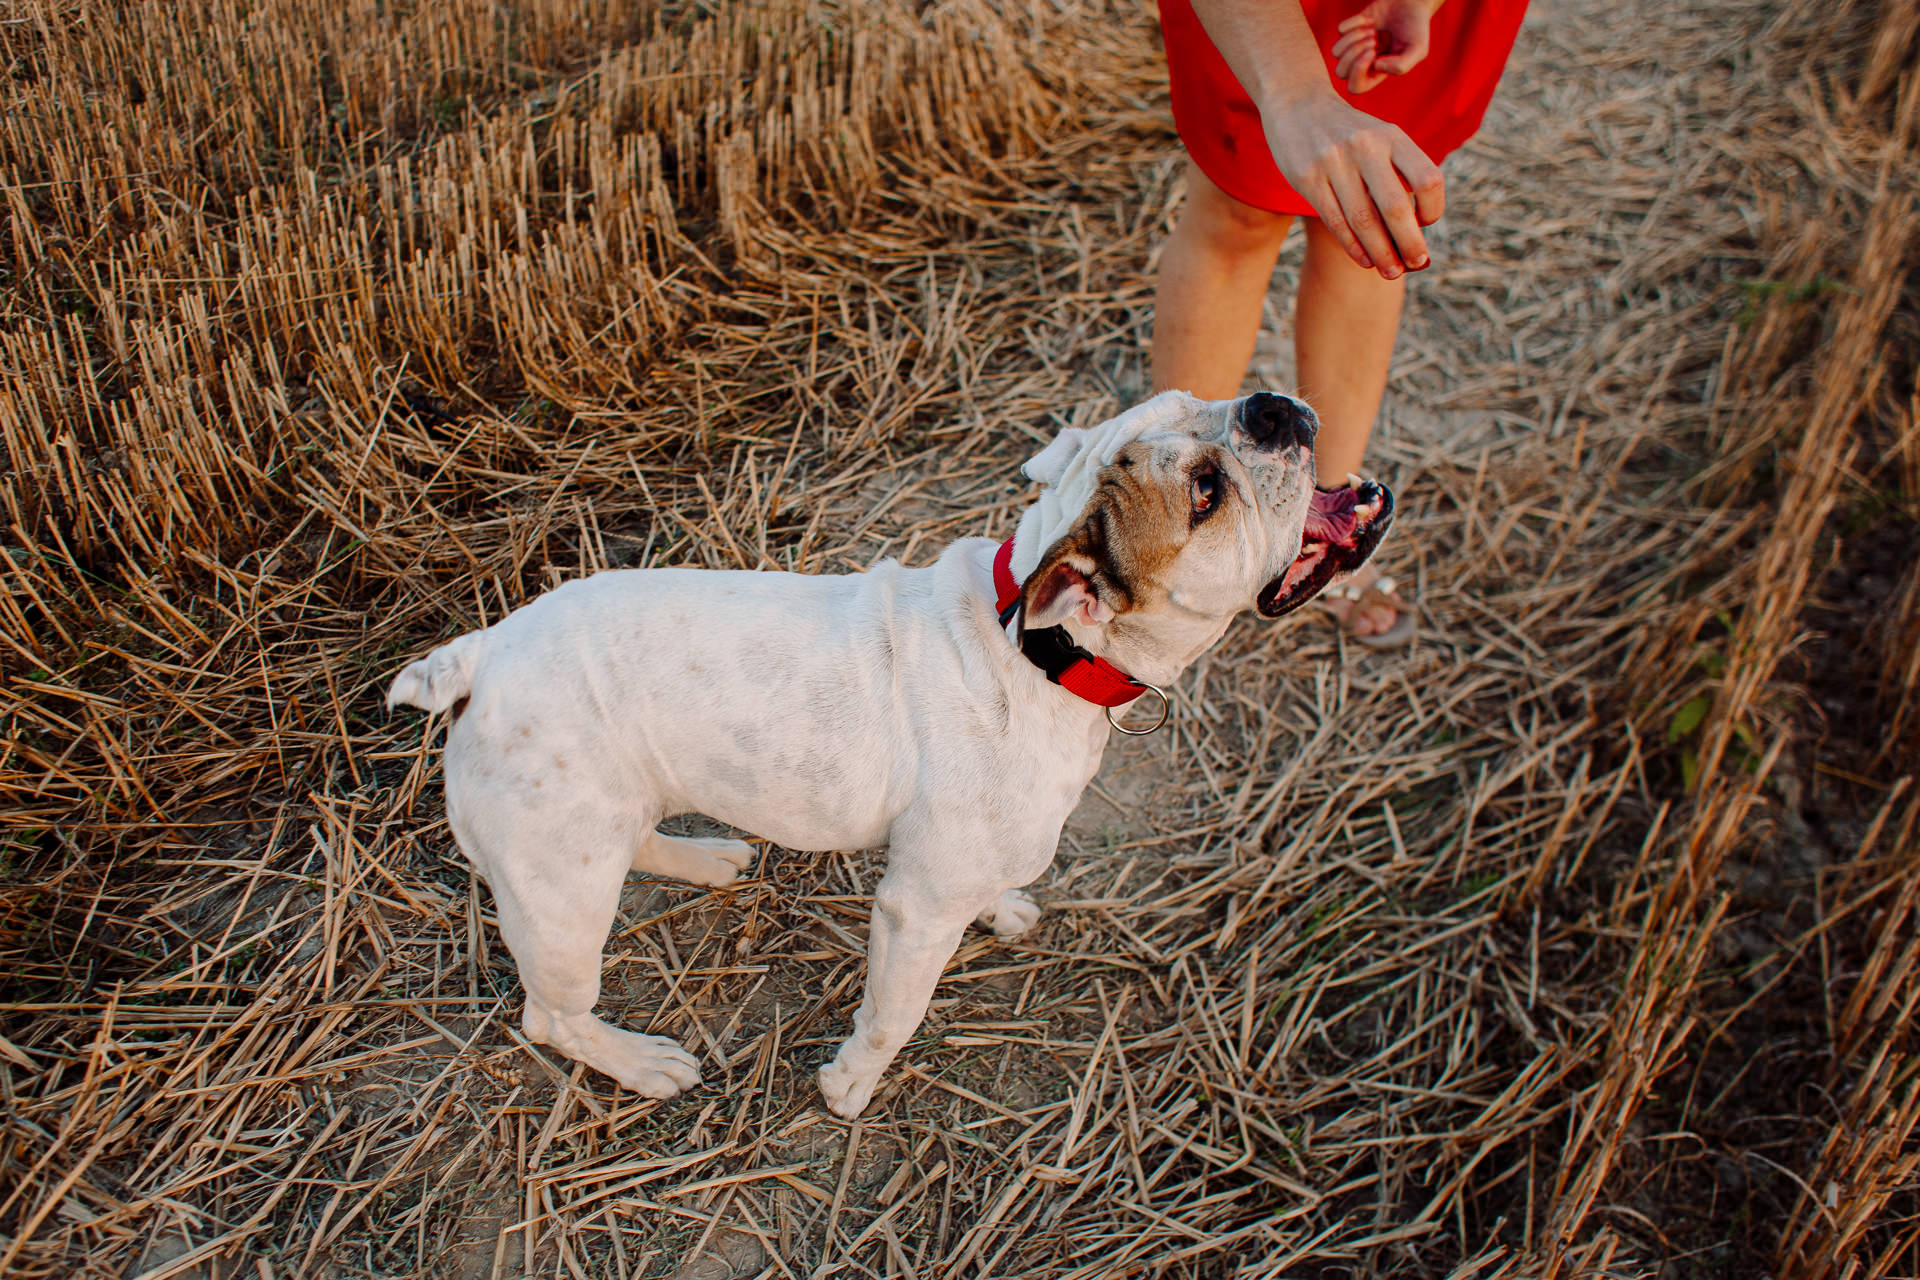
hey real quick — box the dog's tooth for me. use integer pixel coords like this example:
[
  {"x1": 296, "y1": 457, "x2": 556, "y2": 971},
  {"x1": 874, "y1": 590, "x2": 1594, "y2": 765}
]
[{"x1": 1346, "y1": 472, "x2": 1364, "y2": 490}]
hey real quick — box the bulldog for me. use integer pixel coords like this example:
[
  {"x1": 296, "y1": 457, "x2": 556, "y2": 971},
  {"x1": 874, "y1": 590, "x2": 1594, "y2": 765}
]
[{"x1": 387, "y1": 390, "x2": 1392, "y2": 1118}]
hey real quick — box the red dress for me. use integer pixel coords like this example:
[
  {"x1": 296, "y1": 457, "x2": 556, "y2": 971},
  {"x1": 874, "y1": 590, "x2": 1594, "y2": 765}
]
[{"x1": 1160, "y1": 0, "x2": 1530, "y2": 216}]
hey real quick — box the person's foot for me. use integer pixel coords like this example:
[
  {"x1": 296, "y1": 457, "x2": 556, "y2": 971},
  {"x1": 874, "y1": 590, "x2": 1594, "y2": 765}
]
[{"x1": 1321, "y1": 564, "x2": 1415, "y2": 647}]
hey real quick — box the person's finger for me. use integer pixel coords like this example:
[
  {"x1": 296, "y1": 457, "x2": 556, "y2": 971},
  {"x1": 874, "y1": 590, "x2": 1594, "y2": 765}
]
[
  {"x1": 1347, "y1": 52, "x2": 1388, "y2": 92},
  {"x1": 1335, "y1": 12, "x2": 1374, "y2": 32},
  {"x1": 1330, "y1": 28, "x2": 1373, "y2": 59},
  {"x1": 1373, "y1": 31, "x2": 1430, "y2": 76},
  {"x1": 1336, "y1": 46, "x2": 1372, "y2": 82},
  {"x1": 1358, "y1": 148, "x2": 1430, "y2": 269},
  {"x1": 1346, "y1": 58, "x2": 1388, "y2": 94},
  {"x1": 1326, "y1": 160, "x2": 1405, "y2": 277},
  {"x1": 1300, "y1": 175, "x2": 1374, "y2": 271},
  {"x1": 1393, "y1": 135, "x2": 1446, "y2": 226}
]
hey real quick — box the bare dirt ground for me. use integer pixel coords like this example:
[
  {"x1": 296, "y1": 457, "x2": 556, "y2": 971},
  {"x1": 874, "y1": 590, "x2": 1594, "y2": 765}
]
[{"x1": 2, "y1": 0, "x2": 1916, "y2": 1277}]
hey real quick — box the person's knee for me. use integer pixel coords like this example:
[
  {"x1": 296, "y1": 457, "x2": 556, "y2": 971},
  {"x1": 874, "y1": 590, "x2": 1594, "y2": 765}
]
[
  {"x1": 1183, "y1": 178, "x2": 1290, "y2": 258},
  {"x1": 1300, "y1": 217, "x2": 1409, "y2": 301}
]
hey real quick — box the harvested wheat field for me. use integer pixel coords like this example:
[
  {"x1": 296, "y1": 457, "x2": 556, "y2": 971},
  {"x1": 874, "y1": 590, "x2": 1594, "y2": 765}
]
[{"x1": 3, "y1": 0, "x2": 1918, "y2": 1274}]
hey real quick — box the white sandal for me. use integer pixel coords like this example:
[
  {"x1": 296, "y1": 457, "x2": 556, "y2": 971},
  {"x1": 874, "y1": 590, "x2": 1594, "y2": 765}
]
[{"x1": 1322, "y1": 573, "x2": 1416, "y2": 649}]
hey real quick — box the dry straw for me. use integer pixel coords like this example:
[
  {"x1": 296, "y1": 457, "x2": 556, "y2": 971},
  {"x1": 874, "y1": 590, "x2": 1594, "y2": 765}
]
[{"x1": 1, "y1": 0, "x2": 1915, "y2": 1276}]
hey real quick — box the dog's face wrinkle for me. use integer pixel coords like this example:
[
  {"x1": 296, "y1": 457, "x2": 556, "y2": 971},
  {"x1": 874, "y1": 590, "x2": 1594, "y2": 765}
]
[
  {"x1": 1085, "y1": 503, "x2": 1131, "y2": 610},
  {"x1": 1078, "y1": 459, "x2": 1179, "y2": 616},
  {"x1": 1025, "y1": 470, "x2": 1169, "y2": 625}
]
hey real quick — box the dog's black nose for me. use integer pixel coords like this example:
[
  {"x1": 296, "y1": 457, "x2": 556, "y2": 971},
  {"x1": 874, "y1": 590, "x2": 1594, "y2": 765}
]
[{"x1": 1240, "y1": 392, "x2": 1317, "y2": 450}]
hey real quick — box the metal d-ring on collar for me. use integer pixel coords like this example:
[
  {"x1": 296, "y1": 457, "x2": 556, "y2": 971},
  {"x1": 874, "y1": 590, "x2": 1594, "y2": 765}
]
[
  {"x1": 1106, "y1": 683, "x2": 1170, "y2": 736},
  {"x1": 1012, "y1": 621, "x2": 1170, "y2": 734}
]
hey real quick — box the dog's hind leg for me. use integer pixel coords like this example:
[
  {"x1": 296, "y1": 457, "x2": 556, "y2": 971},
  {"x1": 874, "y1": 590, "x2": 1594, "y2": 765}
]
[
  {"x1": 631, "y1": 829, "x2": 756, "y2": 887},
  {"x1": 483, "y1": 823, "x2": 702, "y2": 1099}
]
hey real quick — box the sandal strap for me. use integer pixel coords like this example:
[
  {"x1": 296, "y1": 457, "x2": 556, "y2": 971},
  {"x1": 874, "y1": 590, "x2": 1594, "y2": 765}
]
[{"x1": 1326, "y1": 574, "x2": 1398, "y2": 602}]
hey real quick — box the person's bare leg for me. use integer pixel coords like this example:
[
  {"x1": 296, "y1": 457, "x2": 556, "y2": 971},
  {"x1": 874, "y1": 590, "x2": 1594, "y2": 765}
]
[
  {"x1": 1294, "y1": 217, "x2": 1407, "y2": 636},
  {"x1": 1152, "y1": 162, "x2": 1294, "y2": 398}
]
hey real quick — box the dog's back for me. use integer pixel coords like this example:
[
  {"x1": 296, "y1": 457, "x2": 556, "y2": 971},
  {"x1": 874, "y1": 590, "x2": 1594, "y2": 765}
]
[{"x1": 387, "y1": 563, "x2": 946, "y2": 854}]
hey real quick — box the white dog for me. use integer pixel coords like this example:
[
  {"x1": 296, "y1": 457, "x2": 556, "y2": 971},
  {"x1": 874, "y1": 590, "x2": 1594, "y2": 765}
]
[{"x1": 388, "y1": 391, "x2": 1392, "y2": 1118}]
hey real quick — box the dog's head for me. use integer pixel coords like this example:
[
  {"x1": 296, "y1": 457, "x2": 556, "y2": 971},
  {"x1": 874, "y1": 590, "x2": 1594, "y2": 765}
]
[{"x1": 1012, "y1": 391, "x2": 1393, "y2": 669}]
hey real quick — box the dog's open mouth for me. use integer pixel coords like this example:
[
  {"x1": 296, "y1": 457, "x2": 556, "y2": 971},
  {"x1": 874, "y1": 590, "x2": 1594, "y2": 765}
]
[{"x1": 1256, "y1": 478, "x2": 1396, "y2": 618}]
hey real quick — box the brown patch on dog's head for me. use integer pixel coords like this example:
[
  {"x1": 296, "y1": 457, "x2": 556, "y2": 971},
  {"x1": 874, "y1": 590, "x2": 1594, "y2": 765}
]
[{"x1": 1018, "y1": 439, "x2": 1208, "y2": 631}]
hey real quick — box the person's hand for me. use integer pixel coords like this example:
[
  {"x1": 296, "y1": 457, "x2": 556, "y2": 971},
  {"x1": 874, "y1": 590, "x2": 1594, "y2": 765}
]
[
  {"x1": 1331, "y1": 0, "x2": 1442, "y2": 94},
  {"x1": 1259, "y1": 90, "x2": 1444, "y2": 278}
]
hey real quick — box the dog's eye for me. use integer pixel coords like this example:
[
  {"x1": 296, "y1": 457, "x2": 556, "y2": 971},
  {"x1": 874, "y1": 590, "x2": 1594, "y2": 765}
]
[{"x1": 1191, "y1": 471, "x2": 1221, "y2": 518}]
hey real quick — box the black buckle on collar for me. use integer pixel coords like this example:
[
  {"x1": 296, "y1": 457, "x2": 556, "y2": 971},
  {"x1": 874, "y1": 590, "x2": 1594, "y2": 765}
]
[
  {"x1": 1019, "y1": 623, "x2": 1094, "y2": 687},
  {"x1": 997, "y1": 596, "x2": 1093, "y2": 687}
]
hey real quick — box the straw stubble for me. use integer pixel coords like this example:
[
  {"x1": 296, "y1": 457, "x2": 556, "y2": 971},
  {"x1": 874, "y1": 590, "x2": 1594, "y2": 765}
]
[{"x1": 0, "y1": 0, "x2": 1914, "y2": 1276}]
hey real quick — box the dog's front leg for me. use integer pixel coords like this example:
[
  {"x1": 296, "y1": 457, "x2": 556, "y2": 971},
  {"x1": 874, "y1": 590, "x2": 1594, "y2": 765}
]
[{"x1": 817, "y1": 869, "x2": 978, "y2": 1119}]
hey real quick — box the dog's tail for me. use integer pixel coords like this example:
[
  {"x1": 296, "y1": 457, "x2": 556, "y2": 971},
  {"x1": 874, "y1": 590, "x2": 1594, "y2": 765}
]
[{"x1": 387, "y1": 630, "x2": 486, "y2": 713}]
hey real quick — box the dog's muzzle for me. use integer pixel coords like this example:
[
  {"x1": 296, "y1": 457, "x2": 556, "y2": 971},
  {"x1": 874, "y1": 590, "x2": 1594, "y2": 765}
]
[{"x1": 1237, "y1": 391, "x2": 1318, "y2": 453}]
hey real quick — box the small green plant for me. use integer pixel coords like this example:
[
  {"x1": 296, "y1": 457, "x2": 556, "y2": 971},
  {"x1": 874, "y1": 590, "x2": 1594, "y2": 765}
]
[
  {"x1": 1666, "y1": 645, "x2": 1765, "y2": 790},
  {"x1": 1459, "y1": 869, "x2": 1503, "y2": 900},
  {"x1": 1735, "y1": 273, "x2": 1849, "y2": 326}
]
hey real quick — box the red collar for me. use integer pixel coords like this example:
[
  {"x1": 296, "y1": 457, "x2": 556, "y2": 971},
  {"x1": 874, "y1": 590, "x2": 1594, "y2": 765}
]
[{"x1": 991, "y1": 539, "x2": 1151, "y2": 709}]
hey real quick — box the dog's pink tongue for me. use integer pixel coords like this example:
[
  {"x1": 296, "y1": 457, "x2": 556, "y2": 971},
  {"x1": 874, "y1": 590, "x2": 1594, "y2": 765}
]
[{"x1": 1305, "y1": 486, "x2": 1361, "y2": 545}]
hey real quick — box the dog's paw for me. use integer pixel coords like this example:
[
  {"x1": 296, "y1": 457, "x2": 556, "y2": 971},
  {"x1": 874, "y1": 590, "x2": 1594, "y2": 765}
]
[
  {"x1": 680, "y1": 836, "x2": 757, "y2": 887},
  {"x1": 595, "y1": 1031, "x2": 703, "y2": 1098},
  {"x1": 635, "y1": 832, "x2": 757, "y2": 887},
  {"x1": 976, "y1": 888, "x2": 1042, "y2": 940},
  {"x1": 558, "y1": 1024, "x2": 701, "y2": 1098},
  {"x1": 817, "y1": 1059, "x2": 882, "y2": 1119},
  {"x1": 528, "y1": 1008, "x2": 701, "y2": 1098}
]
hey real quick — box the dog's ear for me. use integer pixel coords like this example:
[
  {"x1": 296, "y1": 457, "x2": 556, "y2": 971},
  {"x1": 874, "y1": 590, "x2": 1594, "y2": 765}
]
[
  {"x1": 1024, "y1": 557, "x2": 1115, "y2": 629},
  {"x1": 1023, "y1": 393, "x2": 1191, "y2": 488},
  {"x1": 1022, "y1": 427, "x2": 1090, "y2": 489},
  {"x1": 1021, "y1": 520, "x2": 1122, "y2": 630}
]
